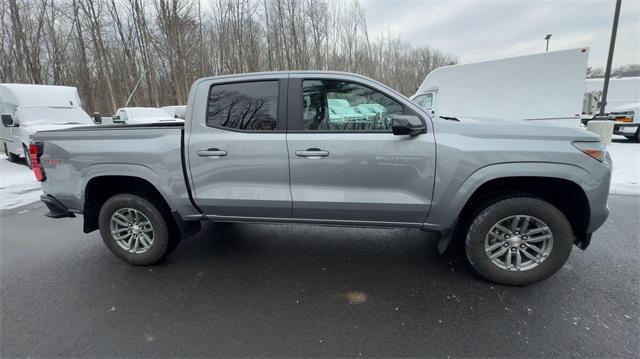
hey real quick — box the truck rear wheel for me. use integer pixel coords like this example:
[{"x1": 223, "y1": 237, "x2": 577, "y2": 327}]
[
  {"x1": 98, "y1": 193, "x2": 173, "y2": 265},
  {"x1": 465, "y1": 196, "x2": 573, "y2": 286}
]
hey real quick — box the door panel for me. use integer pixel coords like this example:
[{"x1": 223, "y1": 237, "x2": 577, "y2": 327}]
[
  {"x1": 189, "y1": 128, "x2": 290, "y2": 218},
  {"x1": 186, "y1": 78, "x2": 291, "y2": 218},
  {"x1": 286, "y1": 76, "x2": 436, "y2": 224},
  {"x1": 287, "y1": 133, "x2": 435, "y2": 223}
]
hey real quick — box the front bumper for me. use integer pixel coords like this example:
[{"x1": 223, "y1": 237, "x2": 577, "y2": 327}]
[
  {"x1": 613, "y1": 122, "x2": 639, "y2": 135},
  {"x1": 41, "y1": 194, "x2": 75, "y2": 218}
]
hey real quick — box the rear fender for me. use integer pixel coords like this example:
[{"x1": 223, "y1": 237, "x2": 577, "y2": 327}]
[{"x1": 81, "y1": 163, "x2": 175, "y2": 207}]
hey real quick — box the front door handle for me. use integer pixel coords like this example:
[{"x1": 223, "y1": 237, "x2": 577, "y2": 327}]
[
  {"x1": 197, "y1": 148, "x2": 227, "y2": 158},
  {"x1": 295, "y1": 148, "x2": 329, "y2": 159}
]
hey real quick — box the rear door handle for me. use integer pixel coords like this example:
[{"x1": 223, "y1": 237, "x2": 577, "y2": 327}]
[
  {"x1": 295, "y1": 148, "x2": 329, "y2": 159},
  {"x1": 197, "y1": 148, "x2": 227, "y2": 158}
]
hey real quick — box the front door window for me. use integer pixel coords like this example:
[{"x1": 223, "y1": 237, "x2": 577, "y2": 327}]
[{"x1": 302, "y1": 80, "x2": 405, "y2": 131}]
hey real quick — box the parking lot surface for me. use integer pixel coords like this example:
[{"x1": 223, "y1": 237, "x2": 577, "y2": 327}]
[{"x1": 1, "y1": 195, "x2": 638, "y2": 357}]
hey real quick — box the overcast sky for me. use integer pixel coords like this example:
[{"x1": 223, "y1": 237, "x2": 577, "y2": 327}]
[{"x1": 361, "y1": 0, "x2": 639, "y2": 68}]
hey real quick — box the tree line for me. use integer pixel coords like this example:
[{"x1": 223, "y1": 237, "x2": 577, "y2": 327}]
[{"x1": 0, "y1": 0, "x2": 456, "y2": 114}]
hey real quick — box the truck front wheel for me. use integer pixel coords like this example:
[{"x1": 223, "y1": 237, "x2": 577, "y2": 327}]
[
  {"x1": 98, "y1": 193, "x2": 173, "y2": 265},
  {"x1": 625, "y1": 127, "x2": 640, "y2": 143},
  {"x1": 465, "y1": 196, "x2": 573, "y2": 286}
]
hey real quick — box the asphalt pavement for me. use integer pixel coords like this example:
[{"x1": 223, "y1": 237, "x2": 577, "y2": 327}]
[{"x1": 1, "y1": 195, "x2": 638, "y2": 357}]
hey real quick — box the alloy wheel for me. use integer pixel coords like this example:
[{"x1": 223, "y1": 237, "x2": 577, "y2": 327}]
[
  {"x1": 109, "y1": 208, "x2": 154, "y2": 254},
  {"x1": 483, "y1": 215, "x2": 553, "y2": 271}
]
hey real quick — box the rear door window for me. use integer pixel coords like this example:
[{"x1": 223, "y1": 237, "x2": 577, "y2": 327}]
[{"x1": 207, "y1": 81, "x2": 279, "y2": 131}]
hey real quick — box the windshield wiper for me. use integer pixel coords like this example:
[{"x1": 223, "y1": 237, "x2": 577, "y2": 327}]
[{"x1": 439, "y1": 116, "x2": 460, "y2": 122}]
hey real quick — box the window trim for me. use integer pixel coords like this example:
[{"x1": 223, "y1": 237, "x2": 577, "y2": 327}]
[
  {"x1": 205, "y1": 79, "x2": 287, "y2": 133},
  {"x1": 287, "y1": 77, "x2": 423, "y2": 133}
]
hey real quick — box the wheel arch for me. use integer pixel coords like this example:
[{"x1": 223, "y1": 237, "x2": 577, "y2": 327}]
[
  {"x1": 431, "y1": 162, "x2": 593, "y2": 253},
  {"x1": 83, "y1": 175, "x2": 172, "y2": 234}
]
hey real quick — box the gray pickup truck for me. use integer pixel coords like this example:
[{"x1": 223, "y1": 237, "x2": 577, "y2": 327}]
[{"x1": 31, "y1": 71, "x2": 611, "y2": 285}]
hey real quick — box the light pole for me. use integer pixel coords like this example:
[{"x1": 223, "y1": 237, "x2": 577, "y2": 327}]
[
  {"x1": 545, "y1": 34, "x2": 552, "y2": 51},
  {"x1": 599, "y1": 0, "x2": 622, "y2": 117}
]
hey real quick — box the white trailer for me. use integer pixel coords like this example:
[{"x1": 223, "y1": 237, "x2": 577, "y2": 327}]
[
  {"x1": 0, "y1": 84, "x2": 94, "y2": 166},
  {"x1": 411, "y1": 48, "x2": 589, "y2": 128}
]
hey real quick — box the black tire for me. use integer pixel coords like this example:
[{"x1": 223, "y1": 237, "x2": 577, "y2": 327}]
[
  {"x1": 625, "y1": 128, "x2": 640, "y2": 143},
  {"x1": 22, "y1": 144, "x2": 32, "y2": 169},
  {"x1": 4, "y1": 143, "x2": 20, "y2": 162},
  {"x1": 465, "y1": 196, "x2": 573, "y2": 286},
  {"x1": 99, "y1": 193, "x2": 174, "y2": 265}
]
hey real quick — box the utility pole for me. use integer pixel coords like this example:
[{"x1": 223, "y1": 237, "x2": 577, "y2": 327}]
[
  {"x1": 599, "y1": 0, "x2": 622, "y2": 117},
  {"x1": 545, "y1": 34, "x2": 552, "y2": 51}
]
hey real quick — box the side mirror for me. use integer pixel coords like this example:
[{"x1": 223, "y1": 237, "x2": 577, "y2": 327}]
[
  {"x1": 1, "y1": 113, "x2": 15, "y2": 127},
  {"x1": 93, "y1": 112, "x2": 102, "y2": 124},
  {"x1": 391, "y1": 115, "x2": 426, "y2": 136}
]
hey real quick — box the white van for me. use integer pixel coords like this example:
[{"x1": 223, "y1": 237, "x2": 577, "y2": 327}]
[
  {"x1": 1, "y1": 84, "x2": 94, "y2": 166},
  {"x1": 411, "y1": 48, "x2": 589, "y2": 128},
  {"x1": 583, "y1": 77, "x2": 640, "y2": 142}
]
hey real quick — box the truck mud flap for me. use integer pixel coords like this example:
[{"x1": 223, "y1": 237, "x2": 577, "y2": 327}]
[
  {"x1": 41, "y1": 194, "x2": 75, "y2": 218},
  {"x1": 171, "y1": 209, "x2": 201, "y2": 239},
  {"x1": 574, "y1": 233, "x2": 592, "y2": 250}
]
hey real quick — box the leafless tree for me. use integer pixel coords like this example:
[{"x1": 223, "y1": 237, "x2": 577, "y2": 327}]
[{"x1": 0, "y1": 0, "x2": 457, "y2": 114}]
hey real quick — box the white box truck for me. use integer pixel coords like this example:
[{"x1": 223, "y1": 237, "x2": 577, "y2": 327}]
[
  {"x1": 411, "y1": 48, "x2": 589, "y2": 128},
  {"x1": 0, "y1": 84, "x2": 94, "y2": 166}
]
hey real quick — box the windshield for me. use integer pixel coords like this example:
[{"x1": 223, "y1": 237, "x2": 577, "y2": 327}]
[
  {"x1": 19, "y1": 107, "x2": 93, "y2": 125},
  {"x1": 127, "y1": 108, "x2": 173, "y2": 119},
  {"x1": 413, "y1": 93, "x2": 433, "y2": 110}
]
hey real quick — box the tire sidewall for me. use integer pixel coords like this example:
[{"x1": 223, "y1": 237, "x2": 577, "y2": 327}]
[
  {"x1": 99, "y1": 194, "x2": 170, "y2": 265},
  {"x1": 465, "y1": 197, "x2": 574, "y2": 286}
]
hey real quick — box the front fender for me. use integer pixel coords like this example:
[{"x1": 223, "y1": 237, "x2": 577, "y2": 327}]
[{"x1": 425, "y1": 161, "x2": 594, "y2": 230}]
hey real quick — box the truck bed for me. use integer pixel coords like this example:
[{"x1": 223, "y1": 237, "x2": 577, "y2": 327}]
[{"x1": 32, "y1": 123, "x2": 200, "y2": 219}]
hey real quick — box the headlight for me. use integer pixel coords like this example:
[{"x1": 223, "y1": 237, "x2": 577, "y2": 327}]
[
  {"x1": 609, "y1": 111, "x2": 634, "y2": 122},
  {"x1": 572, "y1": 141, "x2": 606, "y2": 162}
]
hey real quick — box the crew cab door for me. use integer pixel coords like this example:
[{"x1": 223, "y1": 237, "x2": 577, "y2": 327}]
[
  {"x1": 286, "y1": 74, "x2": 436, "y2": 225},
  {"x1": 186, "y1": 75, "x2": 291, "y2": 218}
]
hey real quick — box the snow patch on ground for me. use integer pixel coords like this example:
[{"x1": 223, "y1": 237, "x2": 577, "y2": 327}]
[
  {"x1": 607, "y1": 138, "x2": 640, "y2": 195},
  {"x1": 0, "y1": 158, "x2": 42, "y2": 210}
]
